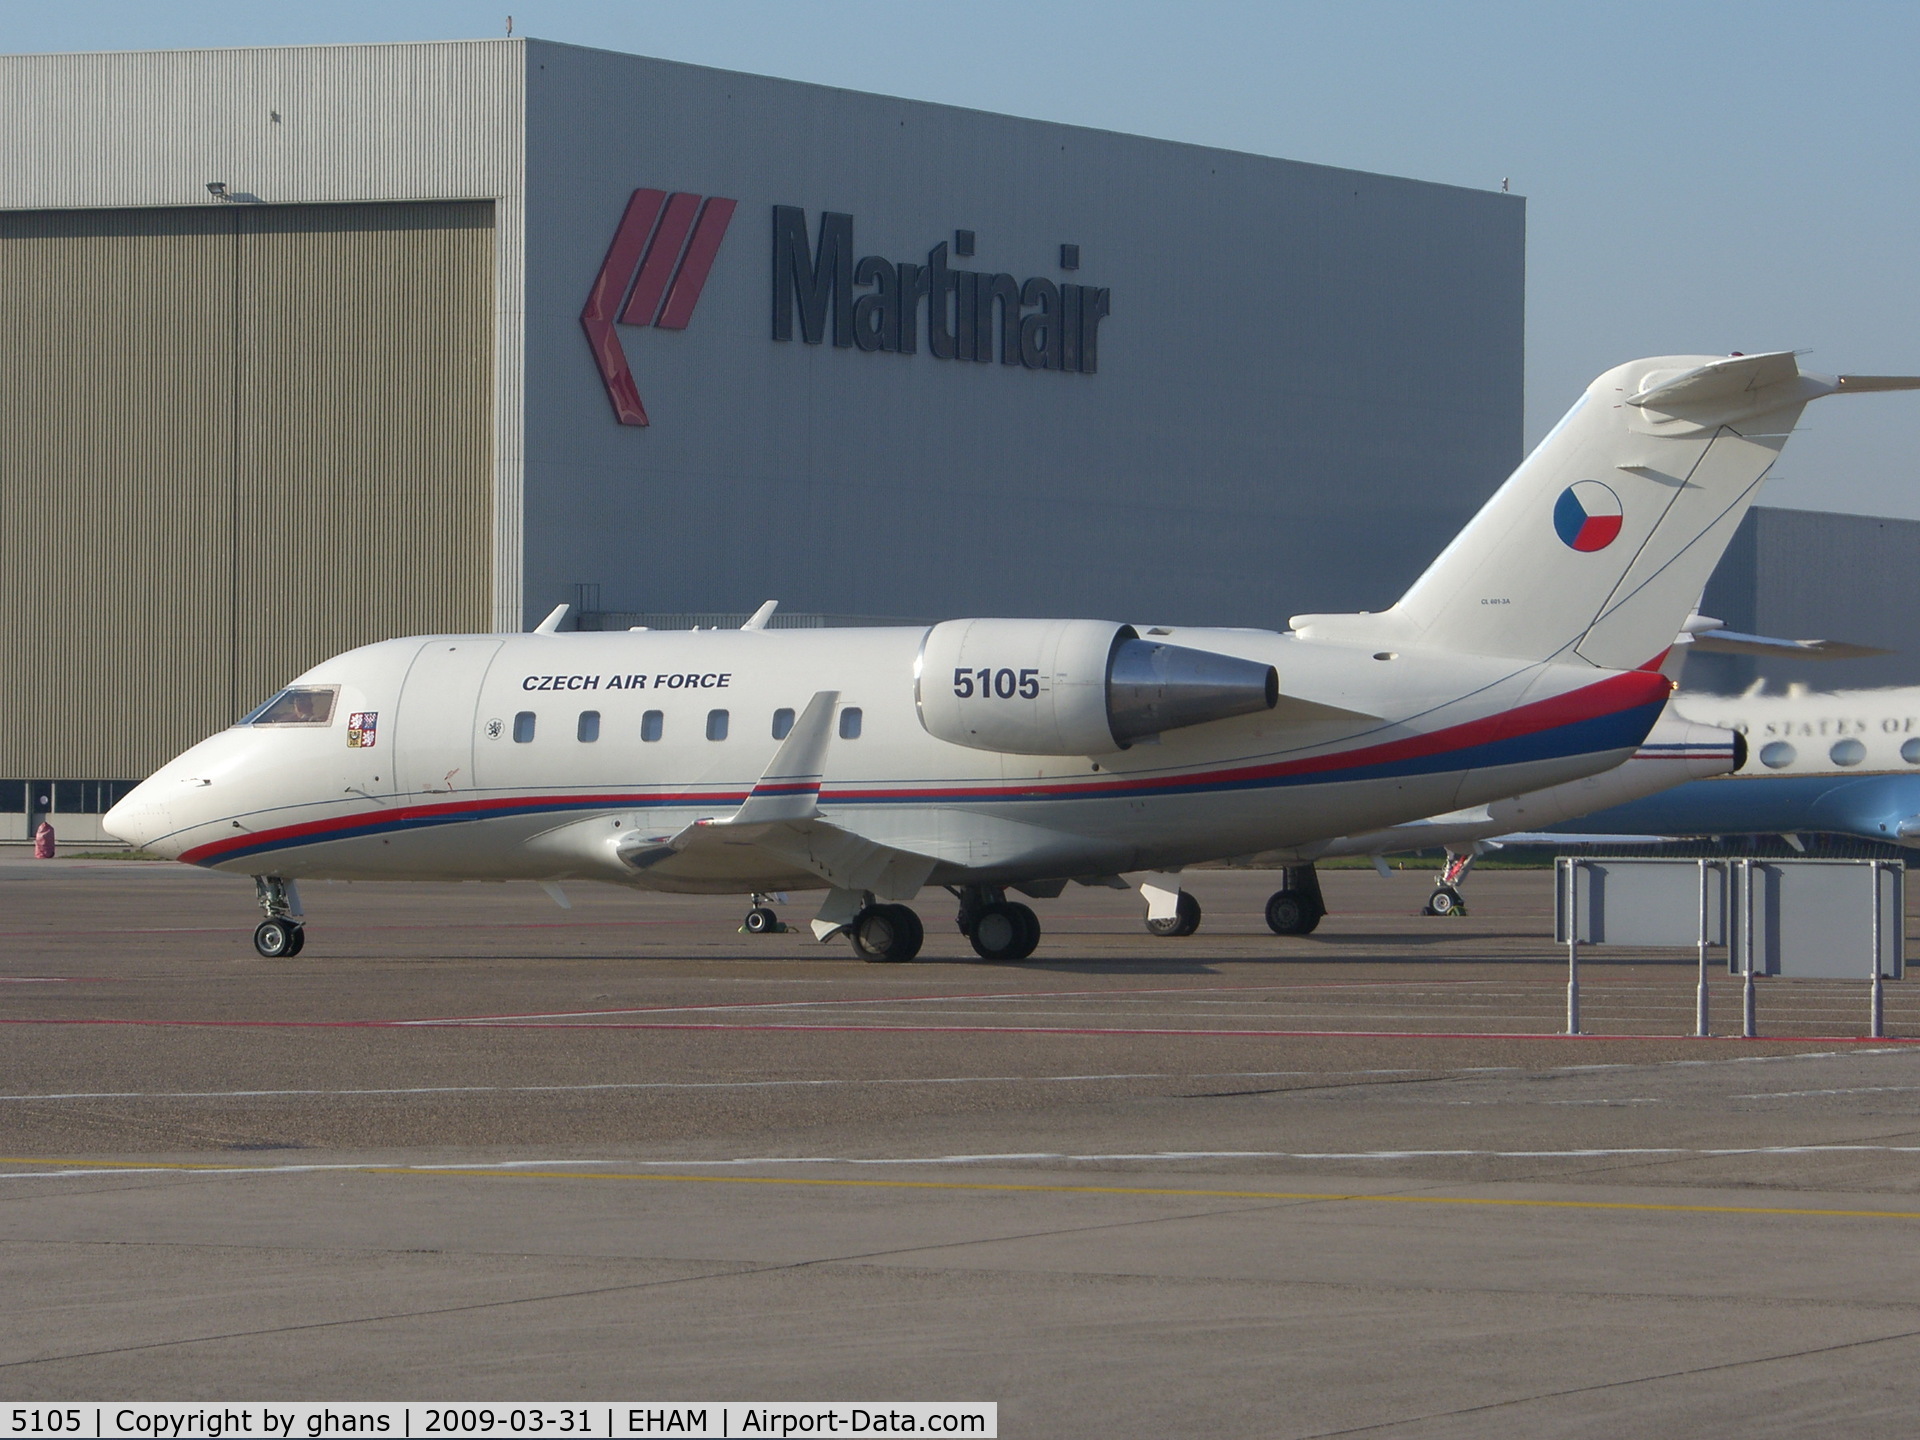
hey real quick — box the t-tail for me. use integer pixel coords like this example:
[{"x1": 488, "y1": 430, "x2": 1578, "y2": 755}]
[{"x1": 1293, "y1": 353, "x2": 1920, "y2": 669}]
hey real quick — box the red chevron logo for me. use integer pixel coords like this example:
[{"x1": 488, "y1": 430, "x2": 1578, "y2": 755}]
[{"x1": 581, "y1": 189, "x2": 737, "y2": 427}]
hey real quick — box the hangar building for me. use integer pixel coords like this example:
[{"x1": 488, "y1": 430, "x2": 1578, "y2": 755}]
[
  {"x1": 1687, "y1": 506, "x2": 1920, "y2": 695},
  {"x1": 0, "y1": 38, "x2": 1526, "y2": 842}
]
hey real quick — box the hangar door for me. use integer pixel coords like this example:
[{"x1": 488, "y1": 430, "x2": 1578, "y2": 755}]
[{"x1": 0, "y1": 202, "x2": 494, "y2": 787}]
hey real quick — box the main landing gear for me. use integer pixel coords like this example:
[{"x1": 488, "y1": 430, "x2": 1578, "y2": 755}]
[
  {"x1": 849, "y1": 903, "x2": 925, "y2": 963},
  {"x1": 1145, "y1": 890, "x2": 1202, "y2": 937},
  {"x1": 1265, "y1": 864, "x2": 1326, "y2": 936},
  {"x1": 1135, "y1": 875, "x2": 1201, "y2": 937},
  {"x1": 251, "y1": 875, "x2": 306, "y2": 957},
  {"x1": 951, "y1": 885, "x2": 1040, "y2": 961}
]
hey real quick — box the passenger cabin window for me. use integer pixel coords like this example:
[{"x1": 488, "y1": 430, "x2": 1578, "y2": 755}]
[
  {"x1": 772, "y1": 708, "x2": 795, "y2": 740},
  {"x1": 1831, "y1": 738, "x2": 1866, "y2": 767},
  {"x1": 1758, "y1": 740, "x2": 1795, "y2": 769},
  {"x1": 839, "y1": 706, "x2": 863, "y2": 739},
  {"x1": 244, "y1": 686, "x2": 338, "y2": 727},
  {"x1": 577, "y1": 711, "x2": 601, "y2": 743},
  {"x1": 513, "y1": 712, "x2": 536, "y2": 743},
  {"x1": 641, "y1": 710, "x2": 664, "y2": 742},
  {"x1": 706, "y1": 709, "x2": 730, "y2": 741},
  {"x1": 1904, "y1": 737, "x2": 1920, "y2": 765}
]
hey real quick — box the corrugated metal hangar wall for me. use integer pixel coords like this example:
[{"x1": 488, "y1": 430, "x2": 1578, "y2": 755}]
[{"x1": 0, "y1": 201, "x2": 494, "y2": 785}]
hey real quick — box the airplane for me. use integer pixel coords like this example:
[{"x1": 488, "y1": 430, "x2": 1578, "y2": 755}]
[
  {"x1": 1535, "y1": 681, "x2": 1920, "y2": 852},
  {"x1": 1280, "y1": 619, "x2": 1885, "y2": 917},
  {"x1": 104, "y1": 351, "x2": 1920, "y2": 961}
]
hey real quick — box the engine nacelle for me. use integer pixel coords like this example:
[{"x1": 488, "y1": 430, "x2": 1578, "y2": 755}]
[{"x1": 915, "y1": 618, "x2": 1279, "y2": 756}]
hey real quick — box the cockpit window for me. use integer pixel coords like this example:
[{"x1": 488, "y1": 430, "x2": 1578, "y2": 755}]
[{"x1": 242, "y1": 686, "x2": 339, "y2": 727}]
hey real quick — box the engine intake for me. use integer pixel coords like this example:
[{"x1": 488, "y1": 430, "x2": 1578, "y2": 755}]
[{"x1": 915, "y1": 618, "x2": 1278, "y2": 756}]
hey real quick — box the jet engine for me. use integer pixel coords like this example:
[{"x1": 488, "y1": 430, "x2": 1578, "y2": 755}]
[{"x1": 915, "y1": 618, "x2": 1279, "y2": 756}]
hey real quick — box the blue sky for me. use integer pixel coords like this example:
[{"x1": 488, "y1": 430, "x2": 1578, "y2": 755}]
[{"x1": 12, "y1": 1, "x2": 1920, "y2": 518}]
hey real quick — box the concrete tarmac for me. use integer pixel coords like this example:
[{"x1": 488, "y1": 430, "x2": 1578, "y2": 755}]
[{"x1": 5, "y1": 858, "x2": 1920, "y2": 1435}]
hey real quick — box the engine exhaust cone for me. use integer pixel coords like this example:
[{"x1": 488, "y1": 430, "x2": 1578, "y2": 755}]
[{"x1": 1107, "y1": 639, "x2": 1279, "y2": 745}]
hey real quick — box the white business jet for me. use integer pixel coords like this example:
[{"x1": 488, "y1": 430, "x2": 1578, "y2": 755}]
[{"x1": 106, "y1": 353, "x2": 1918, "y2": 960}]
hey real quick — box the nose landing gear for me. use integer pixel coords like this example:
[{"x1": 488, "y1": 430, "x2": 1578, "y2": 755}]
[
  {"x1": 251, "y1": 875, "x2": 306, "y2": 957},
  {"x1": 742, "y1": 894, "x2": 789, "y2": 934},
  {"x1": 1421, "y1": 847, "x2": 1480, "y2": 917},
  {"x1": 253, "y1": 918, "x2": 303, "y2": 957}
]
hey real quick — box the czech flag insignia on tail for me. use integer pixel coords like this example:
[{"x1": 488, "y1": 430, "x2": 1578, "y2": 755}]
[{"x1": 1554, "y1": 481, "x2": 1623, "y2": 552}]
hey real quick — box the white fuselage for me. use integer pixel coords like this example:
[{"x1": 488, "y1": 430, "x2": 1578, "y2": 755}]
[
  {"x1": 106, "y1": 623, "x2": 1671, "y2": 895},
  {"x1": 1678, "y1": 686, "x2": 1920, "y2": 778}
]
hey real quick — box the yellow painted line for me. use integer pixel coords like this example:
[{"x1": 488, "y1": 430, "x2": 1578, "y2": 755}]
[{"x1": 5, "y1": 1155, "x2": 1920, "y2": 1222}]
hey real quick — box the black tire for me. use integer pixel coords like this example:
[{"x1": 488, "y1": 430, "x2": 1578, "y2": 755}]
[
  {"x1": 1422, "y1": 887, "x2": 1463, "y2": 917},
  {"x1": 969, "y1": 901, "x2": 1039, "y2": 961},
  {"x1": 883, "y1": 903, "x2": 924, "y2": 960},
  {"x1": 1145, "y1": 890, "x2": 1201, "y2": 937},
  {"x1": 253, "y1": 918, "x2": 296, "y2": 958},
  {"x1": 744, "y1": 906, "x2": 778, "y2": 934},
  {"x1": 1265, "y1": 891, "x2": 1323, "y2": 936},
  {"x1": 1007, "y1": 902, "x2": 1040, "y2": 959},
  {"x1": 284, "y1": 923, "x2": 306, "y2": 957},
  {"x1": 851, "y1": 904, "x2": 923, "y2": 962}
]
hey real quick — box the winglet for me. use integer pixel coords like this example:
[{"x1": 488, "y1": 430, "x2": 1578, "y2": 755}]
[
  {"x1": 729, "y1": 691, "x2": 839, "y2": 826},
  {"x1": 741, "y1": 601, "x2": 780, "y2": 631},
  {"x1": 533, "y1": 604, "x2": 571, "y2": 634}
]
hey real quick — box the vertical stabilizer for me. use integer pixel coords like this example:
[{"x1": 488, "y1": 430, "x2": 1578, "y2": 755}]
[{"x1": 1290, "y1": 353, "x2": 1909, "y2": 670}]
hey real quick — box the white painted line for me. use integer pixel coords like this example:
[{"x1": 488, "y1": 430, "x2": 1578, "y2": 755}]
[
  {"x1": 0, "y1": 1073, "x2": 1171, "y2": 1102},
  {"x1": 9, "y1": 1144, "x2": 1920, "y2": 1181},
  {"x1": 3, "y1": 1045, "x2": 1902, "y2": 1104}
]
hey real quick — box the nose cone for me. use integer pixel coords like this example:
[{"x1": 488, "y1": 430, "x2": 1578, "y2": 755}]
[{"x1": 104, "y1": 780, "x2": 174, "y2": 855}]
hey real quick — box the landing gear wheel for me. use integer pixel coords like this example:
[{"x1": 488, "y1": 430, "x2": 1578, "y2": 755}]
[
  {"x1": 744, "y1": 906, "x2": 780, "y2": 934},
  {"x1": 1264, "y1": 891, "x2": 1323, "y2": 936},
  {"x1": 850, "y1": 904, "x2": 924, "y2": 962},
  {"x1": 969, "y1": 901, "x2": 1040, "y2": 961},
  {"x1": 253, "y1": 918, "x2": 301, "y2": 958},
  {"x1": 1422, "y1": 886, "x2": 1466, "y2": 917},
  {"x1": 1145, "y1": 890, "x2": 1202, "y2": 937}
]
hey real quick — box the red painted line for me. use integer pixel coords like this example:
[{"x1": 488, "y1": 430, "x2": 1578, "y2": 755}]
[
  {"x1": 399, "y1": 977, "x2": 1592, "y2": 1026},
  {"x1": 621, "y1": 191, "x2": 701, "y2": 327},
  {"x1": 180, "y1": 787, "x2": 751, "y2": 866},
  {"x1": 0, "y1": 1016, "x2": 1907, "y2": 1044},
  {"x1": 656, "y1": 196, "x2": 737, "y2": 329}
]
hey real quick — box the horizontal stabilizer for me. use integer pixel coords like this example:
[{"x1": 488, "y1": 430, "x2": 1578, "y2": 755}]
[
  {"x1": 1835, "y1": 375, "x2": 1920, "y2": 394},
  {"x1": 1688, "y1": 628, "x2": 1890, "y2": 661},
  {"x1": 1624, "y1": 351, "x2": 1802, "y2": 411}
]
